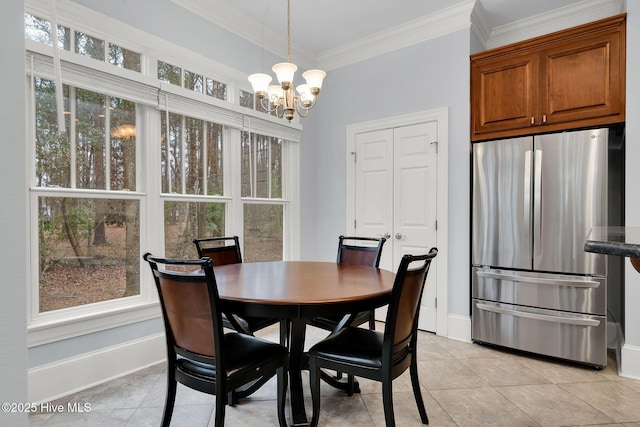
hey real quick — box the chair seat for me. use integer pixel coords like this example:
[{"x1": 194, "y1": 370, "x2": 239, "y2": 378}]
[
  {"x1": 178, "y1": 333, "x2": 288, "y2": 378},
  {"x1": 309, "y1": 327, "x2": 384, "y2": 370},
  {"x1": 224, "y1": 333, "x2": 289, "y2": 373}
]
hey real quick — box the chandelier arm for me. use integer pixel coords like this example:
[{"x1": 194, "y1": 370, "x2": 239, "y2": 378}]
[
  {"x1": 294, "y1": 98, "x2": 310, "y2": 118},
  {"x1": 259, "y1": 96, "x2": 279, "y2": 113}
]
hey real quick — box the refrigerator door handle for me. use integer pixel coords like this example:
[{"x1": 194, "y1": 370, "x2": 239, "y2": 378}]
[
  {"x1": 476, "y1": 270, "x2": 600, "y2": 288},
  {"x1": 524, "y1": 150, "x2": 532, "y2": 238},
  {"x1": 475, "y1": 302, "x2": 601, "y2": 327},
  {"x1": 533, "y1": 149, "x2": 543, "y2": 256}
]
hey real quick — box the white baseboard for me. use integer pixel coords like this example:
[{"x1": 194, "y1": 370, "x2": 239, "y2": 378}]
[
  {"x1": 28, "y1": 333, "x2": 166, "y2": 404},
  {"x1": 446, "y1": 313, "x2": 471, "y2": 342},
  {"x1": 620, "y1": 341, "x2": 640, "y2": 380}
]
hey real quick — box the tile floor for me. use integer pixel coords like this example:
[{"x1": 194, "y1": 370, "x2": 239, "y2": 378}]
[{"x1": 28, "y1": 323, "x2": 640, "y2": 426}]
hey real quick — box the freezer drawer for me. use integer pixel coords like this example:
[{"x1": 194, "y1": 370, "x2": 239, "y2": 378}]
[
  {"x1": 472, "y1": 267, "x2": 606, "y2": 315},
  {"x1": 472, "y1": 300, "x2": 607, "y2": 367}
]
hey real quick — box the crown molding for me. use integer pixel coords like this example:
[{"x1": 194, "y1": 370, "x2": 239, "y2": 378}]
[
  {"x1": 168, "y1": 0, "x2": 626, "y2": 71},
  {"x1": 171, "y1": 0, "x2": 315, "y2": 69},
  {"x1": 171, "y1": 0, "x2": 476, "y2": 72},
  {"x1": 317, "y1": 0, "x2": 475, "y2": 71},
  {"x1": 485, "y1": 0, "x2": 626, "y2": 49},
  {"x1": 470, "y1": 0, "x2": 491, "y2": 51}
]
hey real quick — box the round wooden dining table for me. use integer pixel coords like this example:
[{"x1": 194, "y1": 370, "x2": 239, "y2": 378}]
[{"x1": 212, "y1": 261, "x2": 396, "y2": 427}]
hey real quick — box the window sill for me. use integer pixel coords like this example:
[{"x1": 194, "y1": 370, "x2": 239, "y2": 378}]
[{"x1": 27, "y1": 298, "x2": 161, "y2": 347}]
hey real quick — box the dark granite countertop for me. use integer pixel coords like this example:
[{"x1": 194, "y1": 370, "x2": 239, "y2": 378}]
[{"x1": 584, "y1": 226, "x2": 640, "y2": 258}]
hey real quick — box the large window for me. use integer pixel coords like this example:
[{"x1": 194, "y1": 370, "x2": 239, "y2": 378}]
[
  {"x1": 241, "y1": 131, "x2": 285, "y2": 261},
  {"x1": 33, "y1": 77, "x2": 141, "y2": 313},
  {"x1": 161, "y1": 111, "x2": 227, "y2": 258},
  {"x1": 25, "y1": 4, "x2": 300, "y2": 340}
]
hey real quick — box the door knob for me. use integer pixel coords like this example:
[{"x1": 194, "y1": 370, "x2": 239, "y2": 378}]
[
  {"x1": 395, "y1": 233, "x2": 404, "y2": 240},
  {"x1": 378, "y1": 233, "x2": 391, "y2": 239}
]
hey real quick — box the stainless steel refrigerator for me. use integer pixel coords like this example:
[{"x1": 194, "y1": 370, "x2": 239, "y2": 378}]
[{"x1": 471, "y1": 128, "x2": 611, "y2": 367}]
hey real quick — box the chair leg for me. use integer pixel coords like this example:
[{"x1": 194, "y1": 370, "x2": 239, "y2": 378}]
[
  {"x1": 368, "y1": 310, "x2": 376, "y2": 330},
  {"x1": 161, "y1": 370, "x2": 177, "y2": 427},
  {"x1": 347, "y1": 374, "x2": 356, "y2": 396},
  {"x1": 410, "y1": 358, "x2": 429, "y2": 424},
  {"x1": 227, "y1": 390, "x2": 237, "y2": 406},
  {"x1": 381, "y1": 377, "x2": 395, "y2": 427},
  {"x1": 309, "y1": 357, "x2": 321, "y2": 427},
  {"x1": 214, "y1": 388, "x2": 226, "y2": 427},
  {"x1": 277, "y1": 364, "x2": 288, "y2": 427}
]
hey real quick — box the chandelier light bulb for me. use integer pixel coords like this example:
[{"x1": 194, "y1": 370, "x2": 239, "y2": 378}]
[
  {"x1": 248, "y1": 73, "x2": 272, "y2": 97},
  {"x1": 272, "y1": 62, "x2": 298, "y2": 88},
  {"x1": 268, "y1": 85, "x2": 284, "y2": 101},
  {"x1": 302, "y1": 69, "x2": 326, "y2": 94},
  {"x1": 296, "y1": 84, "x2": 314, "y2": 107}
]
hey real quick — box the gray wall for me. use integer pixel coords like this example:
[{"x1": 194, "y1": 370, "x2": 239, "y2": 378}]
[
  {"x1": 1, "y1": 2, "x2": 28, "y2": 426},
  {"x1": 302, "y1": 30, "x2": 472, "y2": 316}
]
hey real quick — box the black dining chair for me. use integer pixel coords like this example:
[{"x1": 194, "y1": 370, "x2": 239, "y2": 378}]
[
  {"x1": 308, "y1": 248, "x2": 438, "y2": 427},
  {"x1": 307, "y1": 235, "x2": 386, "y2": 332},
  {"x1": 143, "y1": 253, "x2": 289, "y2": 427},
  {"x1": 193, "y1": 236, "x2": 281, "y2": 337}
]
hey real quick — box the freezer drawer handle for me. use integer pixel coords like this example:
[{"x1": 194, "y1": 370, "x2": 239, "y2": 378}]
[
  {"x1": 476, "y1": 302, "x2": 601, "y2": 327},
  {"x1": 476, "y1": 270, "x2": 600, "y2": 288}
]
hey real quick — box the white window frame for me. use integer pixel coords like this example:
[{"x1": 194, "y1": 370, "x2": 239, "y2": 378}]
[{"x1": 24, "y1": 0, "x2": 301, "y2": 346}]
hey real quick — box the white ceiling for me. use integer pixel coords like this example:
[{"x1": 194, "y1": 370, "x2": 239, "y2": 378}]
[{"x1": 219, "y1": 0, "x2": 581, "y2": 54}]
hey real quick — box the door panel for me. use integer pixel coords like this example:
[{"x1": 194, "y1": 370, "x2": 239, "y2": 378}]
[
  {"x1": 394, "y1": 123, "x2": 438, "y2": 330},
  {"x1": 472, "y1": 137, "x2": 533, "y2": 270},
  {"x1": 354, "y1": 129, "x2": 393, "y2": 255},
  {"x1": 534, "y1": 129, "x2": 608, "y2": 275}
]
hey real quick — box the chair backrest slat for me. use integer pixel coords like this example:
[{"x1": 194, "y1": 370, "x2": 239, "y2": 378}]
[
  {"x1": 193, "y1": 236, "x2": 242, "y2": 266},
  {"x1": 156, "y1": 273, "x2": 216, "y2": 357},
  {"x1": 145, "y1": 254, "x2": 222, "y2": 362},
  {"x1": 385, "y1": 249, "x2": 438, "y2": 360},
  {"x1": 337, "y1": 235, "x2": 386, "y2": 267}
]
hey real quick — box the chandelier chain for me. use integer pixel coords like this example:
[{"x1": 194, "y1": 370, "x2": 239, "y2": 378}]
[{"x1": 286, "y1": 0, "x2": 291, "y2": 62}]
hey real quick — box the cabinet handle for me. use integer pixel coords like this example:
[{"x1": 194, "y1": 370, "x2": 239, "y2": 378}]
[
  {"x1": 530, "y1": 116, "x2": 535, "y2": 125},
  {"x1": 542, "y1": 114, "x2": 547, "y2": 123}
]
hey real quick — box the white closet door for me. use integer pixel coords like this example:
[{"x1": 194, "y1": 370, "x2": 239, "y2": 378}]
[{"x1": 353, "y1": 121, "x2": 438, "y2": 331}]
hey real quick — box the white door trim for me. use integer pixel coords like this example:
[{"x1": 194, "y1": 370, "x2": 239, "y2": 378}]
[{"x1": 346, "y1": 108, "x2": 449, "y2": 337}]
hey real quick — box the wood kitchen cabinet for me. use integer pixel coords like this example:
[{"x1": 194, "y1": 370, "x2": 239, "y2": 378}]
[{"x1": 471, "y1": 14, "x2": 626, "y2": 141}]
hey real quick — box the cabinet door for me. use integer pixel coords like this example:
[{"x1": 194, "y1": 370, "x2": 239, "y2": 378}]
[
  {"x1": 471, "y1": 52, "x2": 539, "y2": 140},
  {"x1": 540, "y1": 26, "x2": 625, "y2": 127}
]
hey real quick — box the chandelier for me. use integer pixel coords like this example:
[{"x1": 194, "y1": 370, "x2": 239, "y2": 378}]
[{"x1": 248, "y1": 0, "x2": 326, "y2": 122}]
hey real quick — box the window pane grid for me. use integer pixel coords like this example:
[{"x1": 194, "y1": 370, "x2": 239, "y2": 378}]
[
  {"x1": 241, "y1": 131, "x2": 283, "y2": 200},
  {"x1": 33, "y1": 76, "x2": 141, "y2": 313},
  {"x1": 161, "y1": 111, "x2": 224, "y2": 197},
  {"x1": 164, "y1": 201, "x2": 226, "y2": 259},
  {"x1": 75, "y1": 31, "x2": 105, "y2": 61},
  {"x1": 37, "y1": 196, "x2": 141, "y2": 312}
]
